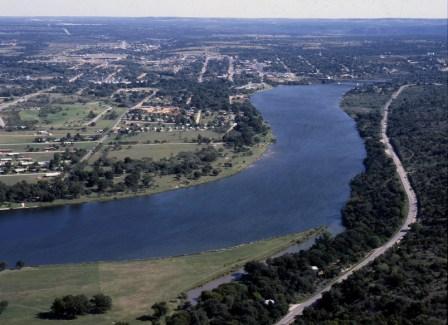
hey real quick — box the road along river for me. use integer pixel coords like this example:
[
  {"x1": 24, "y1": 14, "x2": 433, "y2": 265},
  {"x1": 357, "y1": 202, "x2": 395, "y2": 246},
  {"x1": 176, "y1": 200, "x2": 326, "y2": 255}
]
[
  {"x1": 276, "y1": 84, "x2": 418, "y2": 325},
  {"x1": 0, "y1": 84, "x2": 365, "y2": 266}
]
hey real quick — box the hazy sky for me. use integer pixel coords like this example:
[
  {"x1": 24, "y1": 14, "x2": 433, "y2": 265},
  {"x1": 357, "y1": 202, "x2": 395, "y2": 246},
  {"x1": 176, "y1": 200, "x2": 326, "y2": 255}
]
[{"x1": 0, "y1": 0, "x2": 447, "y2": 19}]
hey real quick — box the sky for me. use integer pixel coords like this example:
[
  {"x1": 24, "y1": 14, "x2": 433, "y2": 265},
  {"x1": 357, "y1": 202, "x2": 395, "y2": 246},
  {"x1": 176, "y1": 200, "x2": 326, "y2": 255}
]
[{"x1": 0, "y1": 0, "x2": 447, "y2": 19}]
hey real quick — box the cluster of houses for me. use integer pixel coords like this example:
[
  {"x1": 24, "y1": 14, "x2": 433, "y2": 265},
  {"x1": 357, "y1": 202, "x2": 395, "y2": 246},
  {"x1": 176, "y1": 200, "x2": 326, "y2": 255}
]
[
  {"x1": 0, "y1": 150, "x2": 59, "y2": 176},
  {"x1": 34, "y1": 132, "x2": 102, "y2": 144},
  {"x1": 116, "y1": 123, "x2": 212, "y2": 135},
  {"x1": 116, "y1": 108, "x2": 237, "y2": 136},
  {"x1": 124, "y1": 106, "x2": 182, "y2": 124}
]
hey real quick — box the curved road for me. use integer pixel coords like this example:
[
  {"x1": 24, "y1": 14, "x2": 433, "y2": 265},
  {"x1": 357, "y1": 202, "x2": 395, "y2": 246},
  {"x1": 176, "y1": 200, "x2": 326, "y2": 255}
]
[{"x1": 276, "y1": 85, "x2": 418, "y2": 325}]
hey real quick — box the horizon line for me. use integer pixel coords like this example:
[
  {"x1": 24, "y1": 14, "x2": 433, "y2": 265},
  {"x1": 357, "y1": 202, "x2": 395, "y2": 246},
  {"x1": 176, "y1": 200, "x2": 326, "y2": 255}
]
[{"x1": 0, "y1": 16, "x2": 447, "y2": 20}]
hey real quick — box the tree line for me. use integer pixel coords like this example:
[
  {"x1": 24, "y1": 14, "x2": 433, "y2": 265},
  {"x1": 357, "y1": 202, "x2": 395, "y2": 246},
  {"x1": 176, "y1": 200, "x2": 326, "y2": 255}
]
[
  {"x1": 163, "y1": 84, "x2": 406, "y2": 324},
  {"x1": 38, "y1": 293, "x2": 112, "y2": 320},
  {"x1": 0, "y1": 146, "x2": 222, "y2": 204},
  {"x1": 294, "y1": 83, "x2": 447, "y2": 324}
]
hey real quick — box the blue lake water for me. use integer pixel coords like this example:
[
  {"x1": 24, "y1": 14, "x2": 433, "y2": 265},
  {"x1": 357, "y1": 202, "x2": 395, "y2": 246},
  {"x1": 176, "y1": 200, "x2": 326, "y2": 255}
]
[{"x1": 0, "y1": 84, "x2": 365, "y2": 265}]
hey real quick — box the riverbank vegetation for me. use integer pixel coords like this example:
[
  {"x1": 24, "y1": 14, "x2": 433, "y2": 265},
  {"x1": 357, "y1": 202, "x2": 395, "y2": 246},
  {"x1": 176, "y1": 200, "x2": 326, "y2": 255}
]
[
  {"x1": 295, "y1": 84, "x2": 447, "y2": 324},
  {"x1": 162, "y1": 83, "x2": 407, "y2": 324},
  {"x1": 0, "y1": 228, "x2": 319, "y2": 325},
  {"x1": 0, "y1": 102, "x2": 271, "y2": 209},
  {"x1": 41, "y1": 294, "x2": 112, "y2": 320}
]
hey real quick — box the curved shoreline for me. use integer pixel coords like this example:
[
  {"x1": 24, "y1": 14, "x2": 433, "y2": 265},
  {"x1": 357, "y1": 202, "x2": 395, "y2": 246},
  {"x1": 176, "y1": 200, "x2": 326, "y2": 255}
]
[
  {"x1": 0, "y1": 83, "x2": 364, "y2": 267},
  {"x1": 183, "y1": 84, "x2": 359, "y2": 305},
  {"x1": 276, "y1": 84, "x2": 418, "y2": 324},
  {"x1": 0, "y1": 133, "x2": 274, "y2": 213}
]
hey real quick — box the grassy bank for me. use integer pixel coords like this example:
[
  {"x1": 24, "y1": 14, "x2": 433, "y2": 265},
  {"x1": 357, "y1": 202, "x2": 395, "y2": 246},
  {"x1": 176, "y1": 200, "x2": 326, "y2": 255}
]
[
  {"x1": 0, "y1": 131, "x2": 273, "y2": 211},
  {"x1": 0, "y1": 228, "x2": 320, "y2": 325}
]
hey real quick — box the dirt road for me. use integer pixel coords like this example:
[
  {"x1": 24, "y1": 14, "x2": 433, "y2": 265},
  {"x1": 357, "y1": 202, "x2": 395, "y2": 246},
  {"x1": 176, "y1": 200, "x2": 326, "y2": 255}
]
[{"x1": 275, "y1": 85, "x2": 417, "y2": 325}]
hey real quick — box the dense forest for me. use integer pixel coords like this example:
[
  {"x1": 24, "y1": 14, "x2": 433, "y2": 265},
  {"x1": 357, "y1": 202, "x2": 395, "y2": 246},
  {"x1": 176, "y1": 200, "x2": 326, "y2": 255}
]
[
  {"x1": 163, "y1": 84, "x2": 407, "y2": 324},
  {"x1": 294, "y1": 84, "x2": 447, "y2": 324}
]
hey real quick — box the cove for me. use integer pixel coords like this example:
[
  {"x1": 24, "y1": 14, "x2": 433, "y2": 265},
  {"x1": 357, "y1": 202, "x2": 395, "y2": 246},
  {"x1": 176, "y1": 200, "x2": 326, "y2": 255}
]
[{"x1": 0, "y1": 84, "x2": 365, "y2": 266}]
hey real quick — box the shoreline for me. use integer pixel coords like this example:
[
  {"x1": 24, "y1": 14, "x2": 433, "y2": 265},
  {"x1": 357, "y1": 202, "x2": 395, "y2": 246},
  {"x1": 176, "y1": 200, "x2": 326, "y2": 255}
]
[
  {"x1": 275, "y1": 85, "x2": 418, "y2": 324},
  {"x1": 3, "y1": 227, "x2": 322, "y2": 270},
  {"x1": 0, "y1": 228, "x2": 324, "y2": 324},
  {"x1": 186, "y1": 228, "x2": 325, "y2": 304},
  {"x1": 0, "y1": 81, "x2": 350, "y2": 213},
  {"x1": 0, "y1": 131, "x2": 274, "y2": 213}
]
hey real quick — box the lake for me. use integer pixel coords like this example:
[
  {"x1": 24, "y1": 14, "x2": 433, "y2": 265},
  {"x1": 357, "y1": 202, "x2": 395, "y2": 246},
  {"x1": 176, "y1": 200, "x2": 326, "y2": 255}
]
[{"x1": 0, "y1": 84, "x2": 365, "y2": 265}]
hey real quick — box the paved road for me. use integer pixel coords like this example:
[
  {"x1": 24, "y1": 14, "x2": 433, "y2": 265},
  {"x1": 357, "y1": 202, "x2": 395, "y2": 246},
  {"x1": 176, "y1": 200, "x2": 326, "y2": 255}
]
[
  {"x1": 275, "y1": 85, "x2": 417, "y2": 325},
  {"x1": 105, "y1": 142, "x2": 224, "y2": 147},
  {"x1": 69, "y1": 73, "x2": 83, "y2": 83},
  {"x1": 227, "y1": 56, "x2": 235, "y2": 82},
  {"x1": 83, "y1": 106, "x2": 112, "y2": 126},
  {"x1": 0, "y1": 141, "x2": 98, "y2": 146},
  {"x1": 80, "y1": 91, "x2": 157, "y2": 162},
  {"x1": 0, "y1": 172, "x2": 58, "y2": 178},
  {"x1": 0, "y1": 87, "x2": 57, "y2": 128},
  {"x1": 0, "y1": 87, "x2": 56, "y2": 112},
  {"x1": 198, "y1": 55, "x2": 210, "y2": 83},
  {"x1": 195, "y1": 110, "x2": 202, "y2": 124}
]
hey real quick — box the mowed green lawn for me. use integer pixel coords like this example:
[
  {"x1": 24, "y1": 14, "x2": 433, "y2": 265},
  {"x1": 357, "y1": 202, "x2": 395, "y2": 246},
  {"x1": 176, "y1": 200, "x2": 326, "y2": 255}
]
[
  {"x1": 109, "y1": 129, "x2": 224, "y2": 144},
  {"x1": 104, "y1": 143, "x2": 213, "y2": 161},
  {"x1": 0, "y1": 229, "x2": 319, "y2": 325},
  {"x1": 0, "y1": 134, "x2": 38, "y2": 144},
  {"x1": 0, "y1": 174, "x2": 42, "y2": 186},
  {"x1": 19, "y1": 102, "x2": 106, "y2": 128}
]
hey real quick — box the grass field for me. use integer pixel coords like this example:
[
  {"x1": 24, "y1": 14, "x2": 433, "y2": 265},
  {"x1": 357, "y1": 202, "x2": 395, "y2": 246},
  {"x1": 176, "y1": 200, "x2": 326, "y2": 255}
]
[
  {"x1": 0, "y1": 174, "x2": 42, "y2": 185},
  {"x1": 104, "y1": 143, "x2": 214, "y2": 161},
  {"x1": 0, "y1": 228, "x2": 321, "y2": 325},
  {"x1": 1, "y1": 131, "x2": 273, "y2": 209},
  {"x1": 0, "y1": 143, "x2": 97, "y2": 154},
  {"x1": 109, "y1": 129, "x2": 224, "y2": 144},
  {"x1": 0, "y1": 134, "x2": 38, "y2": 144},
  {"x1": 0, "y1": 131, "x2": 102, "y2": 142},
  {"x1": 19, "y1": 102, "x2": 106, "y2": 128}
]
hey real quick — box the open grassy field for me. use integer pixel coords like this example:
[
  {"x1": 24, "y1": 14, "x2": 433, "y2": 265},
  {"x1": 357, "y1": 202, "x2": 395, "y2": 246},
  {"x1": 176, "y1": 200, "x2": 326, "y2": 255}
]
[
  {"x1": 104, "y1": 143, "x2": 214, "y2": 161},
  {"x1": 0, "y1": 133, "x2": 39, "y2": 144},
  {"x1": 0, "y1": 174, "x2": 43, "y2": 185},
  {"x1": 0, "y1": 142, "x2": 97, "y2": 154},
  {"x1": 0, "y1": 228, "x2": 321, "y2": 325},
  {"x1": 0, "y1": 131, "x2": 102, "y2": 141},
  {"x1": 108, "y1": 129, "x2": 224, "y2": 144},
  {"x1": 19, "y1": 102, "x2": 107, "y2": 128},
  {"x1": 1, "y1": 131, "x2": 273, "y2": 209}
]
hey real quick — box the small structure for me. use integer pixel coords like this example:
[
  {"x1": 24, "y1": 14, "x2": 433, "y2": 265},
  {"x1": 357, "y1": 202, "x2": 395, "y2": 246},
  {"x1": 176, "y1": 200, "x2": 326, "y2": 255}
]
[
  {"x1": 264, "y1": 299, "x2": 275, "y2": 306},
  {"x1": 44, "y1": 172, "x2": 61, "y2": 177}
]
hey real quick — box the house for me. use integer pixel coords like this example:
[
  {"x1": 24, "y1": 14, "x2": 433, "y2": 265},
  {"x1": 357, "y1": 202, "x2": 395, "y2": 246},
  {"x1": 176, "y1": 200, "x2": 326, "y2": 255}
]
[{"x1": 44, "y1": 172, "x2": 61, "y2": 177}]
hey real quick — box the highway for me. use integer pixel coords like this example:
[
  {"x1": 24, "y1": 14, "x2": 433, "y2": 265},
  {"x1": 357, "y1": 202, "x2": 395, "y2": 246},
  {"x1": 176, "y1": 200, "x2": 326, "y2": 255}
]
[{"x1": 275, "y1": 85, "x2": 417, "y2": 325}]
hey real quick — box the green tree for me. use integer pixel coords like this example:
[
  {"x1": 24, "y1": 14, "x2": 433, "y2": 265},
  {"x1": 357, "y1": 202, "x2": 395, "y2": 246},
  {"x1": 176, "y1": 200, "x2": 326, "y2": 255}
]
[
  {"x1": 152, "y1": 302, "x2": 169, "y2": 318},
  {"x1": 90, "y1": 294, "x2": 112, "y2": 314},
  {"x1": 15, "y1": 260, "x2": 25, "y2": 269},
  {"x1": 0, "y1": 301, "x2": 8, "y2": 315},
  {"x1": 50, "y1": 295, "x2": 90, "y2": 319}
]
